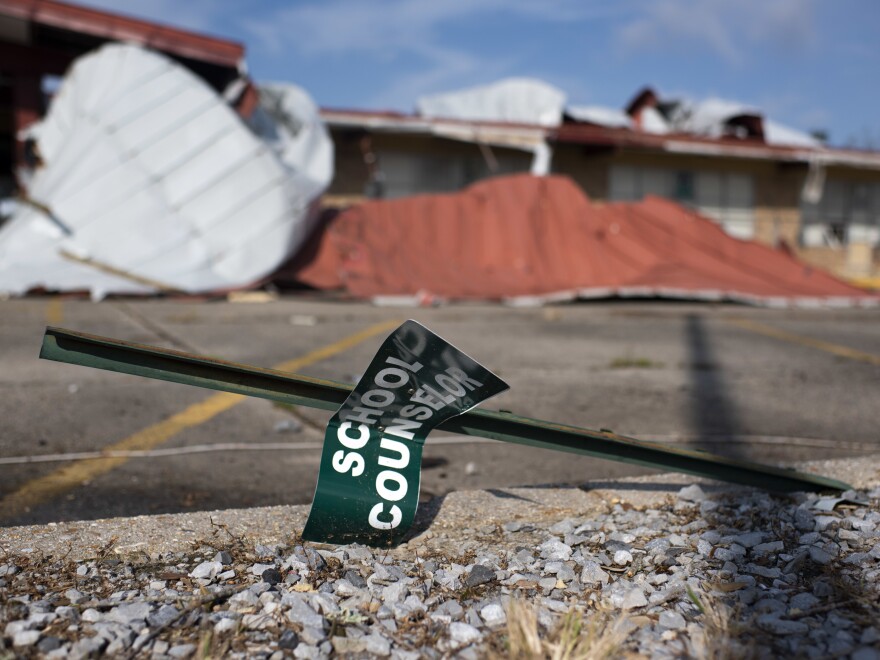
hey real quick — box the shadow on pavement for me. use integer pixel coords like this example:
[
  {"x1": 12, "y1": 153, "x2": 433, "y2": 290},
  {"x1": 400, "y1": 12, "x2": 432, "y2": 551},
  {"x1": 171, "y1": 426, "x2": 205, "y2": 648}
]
[{"x1": 680, "y1": 316, "x2": 877, "y2": 656}]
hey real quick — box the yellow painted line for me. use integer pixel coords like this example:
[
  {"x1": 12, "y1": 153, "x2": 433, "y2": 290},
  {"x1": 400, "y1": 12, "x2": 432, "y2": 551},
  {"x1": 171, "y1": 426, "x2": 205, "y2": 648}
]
[
  {"x1": 45, "y1": 298, "x2": 63, "y2": 325},
  {"x1": 0, "y1": 319, "x2": 401, "y2": 519},
  {"x1": 729, "y1": 318, "x2": 880, "y2": 367}
]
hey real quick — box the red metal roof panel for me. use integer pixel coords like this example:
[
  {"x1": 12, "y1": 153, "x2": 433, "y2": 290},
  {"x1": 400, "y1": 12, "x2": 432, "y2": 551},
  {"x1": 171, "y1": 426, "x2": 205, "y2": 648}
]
[
  {"x1": 0, "y1": 0, "x2": 243, "y2": 67},
  {"x1": 289, "y1": 174, "x2": 875, "y2": 306}
]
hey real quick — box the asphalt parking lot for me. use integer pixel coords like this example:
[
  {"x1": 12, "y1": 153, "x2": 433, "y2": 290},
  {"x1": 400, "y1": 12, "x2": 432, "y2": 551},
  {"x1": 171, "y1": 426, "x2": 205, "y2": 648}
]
[{"x1": 1, "y1": 297, "x2": 878, "y2": 526}]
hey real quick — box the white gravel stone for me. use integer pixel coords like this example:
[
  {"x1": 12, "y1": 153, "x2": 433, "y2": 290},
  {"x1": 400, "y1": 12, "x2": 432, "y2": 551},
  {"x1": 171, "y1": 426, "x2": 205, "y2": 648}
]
[
  {"x1": 538, "y1": 539, "x2": 573, "y2": 561},
  {"x1": 13, "y1": 630, "x2": 41, "y2": 647},
  {"x1": 549, "y1": 520, "x2": 576, "y2": 535},
  {"x1": 480, "y1": 603, "x2": 506, "y2": 627},
  {"x1": 658, "y1": 610, "x2": 686, "y2": 630},
  {"x1": 70, "y1": 636, "x2": 107, "y2": 657},
  {"x1": 80, "y1": 608, "x2": 102, "y2": 623},
  {"x1": 809, "y1": 546, "x2": 834, "y2": 565},
  {"x1": 285, "y1": 597, "x2": 325, "y2": 629},
  {"x1": 746, "y1": 564, "x2": 781, "y2": 579},
  {"x1": 383, "y1": 581, "x2": 409, "y2": 604},
  {"x1": 621, "y1": 588, "x2": 648, "y2": 610},
  {"x1": 677, "y1": 485, "x2": 707, "y2": 502},
  {"x1": 733, "y1": 532, "x2": 763, "y2": 548},
  {"x1": 580, "y1": 560, "x2": 610, "y2": 585},
  {"x1": 540, "y1": 598, "x2": 567, "y2": 614},
  {"x1": 538, "y1": 576, "x2": 557, "y2": 590},
  {"x1": 190, "y1": 561, "x2": 222, "y2": 580},
  {"x1": 789, "y1": 593, "x2": 819, "y2": 612},
  {"x1": 613, "y1": 550, "x2": 633, "y2": 566},
  {"x1": 753, "y1": 541, "x2": 784, "y2": 555},
  {"x1": 242, "y1": 613, "x2": 275, "y2": 630},
  {"x1": 229, "y1": 590, "x2": 260, "y2": 612},
  {"x1": 345, "y1": 546, "x2": 374, "y2": 562},
  {"x1": 106, "y1": 601, "x2": 152, "y2": 623},
  {"x1": 450, "y1": 622, "x2": 482, "y2": 646},
  {"x1": 364, "y1": 633, "x2": 391, "y2": 656},
  {"x1": 249, "y1": 562, "x2": 276, "y2": 576},
  {"x1": 756, "y1": 615, "x2": 809, "y2": 635},
  {"x1": 5, "y1": 620, "x2": 36, "y2": 636},
  {"x1": 214, "y1": 618, "x2": 238, "y2": 634},
  {"x1": 65, "y1": 588, "x2": 87, "y2": 604},
  {"x1": 168, "y1": 643, "x2": 196, "y2": 658},
  {"x1": 334, "y1": 579, "x2": 361, "y2": 597},
  {"x1": 814, "y1": 516, "x2": 839, "y2": 531}
]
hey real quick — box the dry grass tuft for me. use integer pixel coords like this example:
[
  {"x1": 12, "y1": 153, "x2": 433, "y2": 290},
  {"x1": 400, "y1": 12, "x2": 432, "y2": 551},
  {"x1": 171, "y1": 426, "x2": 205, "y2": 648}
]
[
  {"x1": 506, "y1": 599, "x2": 543, "y2": 658},
  {"x1": 686, "y1": 587, "x2": 752, "y2": 660},
  {"x1": 500, "y1": 600, "x2": 630, "y2": 660}
]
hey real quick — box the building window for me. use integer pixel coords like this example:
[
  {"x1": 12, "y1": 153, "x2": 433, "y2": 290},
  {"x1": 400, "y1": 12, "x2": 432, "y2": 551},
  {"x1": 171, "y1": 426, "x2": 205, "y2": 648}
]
[
  {"x1": 674, "y1": 171, "x2": 694, "y2": 203},
  {"x1": 801, "y1": 180, "x2": 880, "y2": 247},
  {"x1": 609, "y1": 165, "x2": 755, "y2": 239}
]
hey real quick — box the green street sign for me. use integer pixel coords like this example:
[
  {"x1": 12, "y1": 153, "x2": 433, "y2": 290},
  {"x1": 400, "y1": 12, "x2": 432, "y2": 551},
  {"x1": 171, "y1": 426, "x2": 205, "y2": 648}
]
[{"x1": 301, "y1": 320, "x2": 508, "y2": 546}]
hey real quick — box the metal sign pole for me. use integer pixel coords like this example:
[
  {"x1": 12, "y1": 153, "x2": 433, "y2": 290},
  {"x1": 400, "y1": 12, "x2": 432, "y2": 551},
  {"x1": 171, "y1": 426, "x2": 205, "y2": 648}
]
[{"x1": 40, "y1": 326, "x2": 851, "y2": 494}]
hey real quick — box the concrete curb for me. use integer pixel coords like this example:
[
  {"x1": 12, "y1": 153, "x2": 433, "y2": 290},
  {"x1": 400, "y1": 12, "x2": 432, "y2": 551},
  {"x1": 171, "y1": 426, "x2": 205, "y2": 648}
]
[{"x1": 2, "y1": 455, "x2": 877, "y2": 561}]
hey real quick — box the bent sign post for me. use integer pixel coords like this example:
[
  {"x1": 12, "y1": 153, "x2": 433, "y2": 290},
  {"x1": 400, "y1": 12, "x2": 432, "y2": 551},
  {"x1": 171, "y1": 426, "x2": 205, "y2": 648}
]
[{"x1": 39, "y1": 323, "x2": 851, "y2": 546}]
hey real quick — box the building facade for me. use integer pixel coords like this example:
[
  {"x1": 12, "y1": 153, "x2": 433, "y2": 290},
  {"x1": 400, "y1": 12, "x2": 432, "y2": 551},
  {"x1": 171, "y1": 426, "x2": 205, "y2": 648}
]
[{"x1": 321, "y1": 92, "x2": 880, "y2": 285}]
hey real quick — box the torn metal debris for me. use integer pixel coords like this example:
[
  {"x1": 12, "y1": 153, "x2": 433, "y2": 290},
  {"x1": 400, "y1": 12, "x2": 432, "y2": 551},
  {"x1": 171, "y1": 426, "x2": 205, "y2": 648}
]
[{"x1": 0, "y1": 43, "x2": 332, "y2": 299}]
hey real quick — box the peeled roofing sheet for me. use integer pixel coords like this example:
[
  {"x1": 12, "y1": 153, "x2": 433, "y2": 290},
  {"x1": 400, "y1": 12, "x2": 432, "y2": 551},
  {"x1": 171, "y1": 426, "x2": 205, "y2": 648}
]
[
  {"x1": 565, "y1": 105, "x2": 632, "y2": 128},
  {"x1": 671, "y1": 98, "x2": 822, "y2": 148},
  {"x1": 417, "y1": 78, "x2": 566, "y2": 127},
  {"x1": 292, "y1": 174, "x2": 876, "y2": 307},
  {"x1": 0, "y1": 44, "x2": 331, "y2": 298}
]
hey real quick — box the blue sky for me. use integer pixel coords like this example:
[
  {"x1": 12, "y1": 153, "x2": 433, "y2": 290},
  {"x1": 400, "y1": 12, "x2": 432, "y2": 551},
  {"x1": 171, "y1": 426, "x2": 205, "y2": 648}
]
[{"x1": 79, "y1": 0, "x2": 879, "y2": 148}]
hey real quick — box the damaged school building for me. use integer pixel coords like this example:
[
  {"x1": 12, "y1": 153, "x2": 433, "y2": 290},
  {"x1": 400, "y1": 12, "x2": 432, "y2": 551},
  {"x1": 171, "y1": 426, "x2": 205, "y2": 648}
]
[
  {"x1": 323, "y1": 79, "x2": 880, "y2": 286},
  {"x1": 1, "y1": 0, "x2": 878, "y2": 303}
]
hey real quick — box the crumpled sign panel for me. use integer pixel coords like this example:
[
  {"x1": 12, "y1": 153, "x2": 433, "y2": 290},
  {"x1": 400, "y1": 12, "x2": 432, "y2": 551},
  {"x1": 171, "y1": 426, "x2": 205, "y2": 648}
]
[{"x1": 302, "y1": 321, "x2": 508, "y2": 546}]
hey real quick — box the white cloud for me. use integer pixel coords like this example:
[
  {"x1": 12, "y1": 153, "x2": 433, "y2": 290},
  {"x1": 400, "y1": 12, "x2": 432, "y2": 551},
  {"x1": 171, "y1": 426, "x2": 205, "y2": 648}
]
[
  {"x1": 240, "y1": 0, "x2": 630, "y2": 108},
  {"x1": 56, "y1": 0, "x2": 620, "y2": 110},
  {"x1": 616, "y1": 0, "x2": 816, "y2": 65},
  {"x1": 70, "y1": 0, "x2": 824, "y2": 117},
  {"x1": 242, "y1": 0, "x2": 629, "y2": 58}
]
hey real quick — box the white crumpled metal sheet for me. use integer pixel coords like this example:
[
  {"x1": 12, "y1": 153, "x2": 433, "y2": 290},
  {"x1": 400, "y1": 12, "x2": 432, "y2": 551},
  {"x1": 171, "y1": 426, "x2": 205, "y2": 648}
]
[{"x1": 0, "y1": 44, "x2": 332, "y2": 299}]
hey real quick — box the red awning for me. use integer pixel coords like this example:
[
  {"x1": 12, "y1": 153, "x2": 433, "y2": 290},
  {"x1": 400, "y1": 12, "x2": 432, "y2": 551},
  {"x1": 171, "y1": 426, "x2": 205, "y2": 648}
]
[{"x1": 291, "y1": 174, "x2": 876, "y2": 307}]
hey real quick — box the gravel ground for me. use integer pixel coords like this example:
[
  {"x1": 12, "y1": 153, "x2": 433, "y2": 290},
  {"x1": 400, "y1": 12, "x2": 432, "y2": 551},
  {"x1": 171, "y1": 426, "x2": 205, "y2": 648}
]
[{"x1": 2, "y1": 460, "x2": 880, "y2": 659}]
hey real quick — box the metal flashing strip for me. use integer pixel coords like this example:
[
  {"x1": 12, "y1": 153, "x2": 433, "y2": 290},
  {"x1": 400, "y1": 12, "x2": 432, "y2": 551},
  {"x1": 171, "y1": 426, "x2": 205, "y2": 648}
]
[{"x1": 40, "y1": 326, "x2": 851, "y2": 497}]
